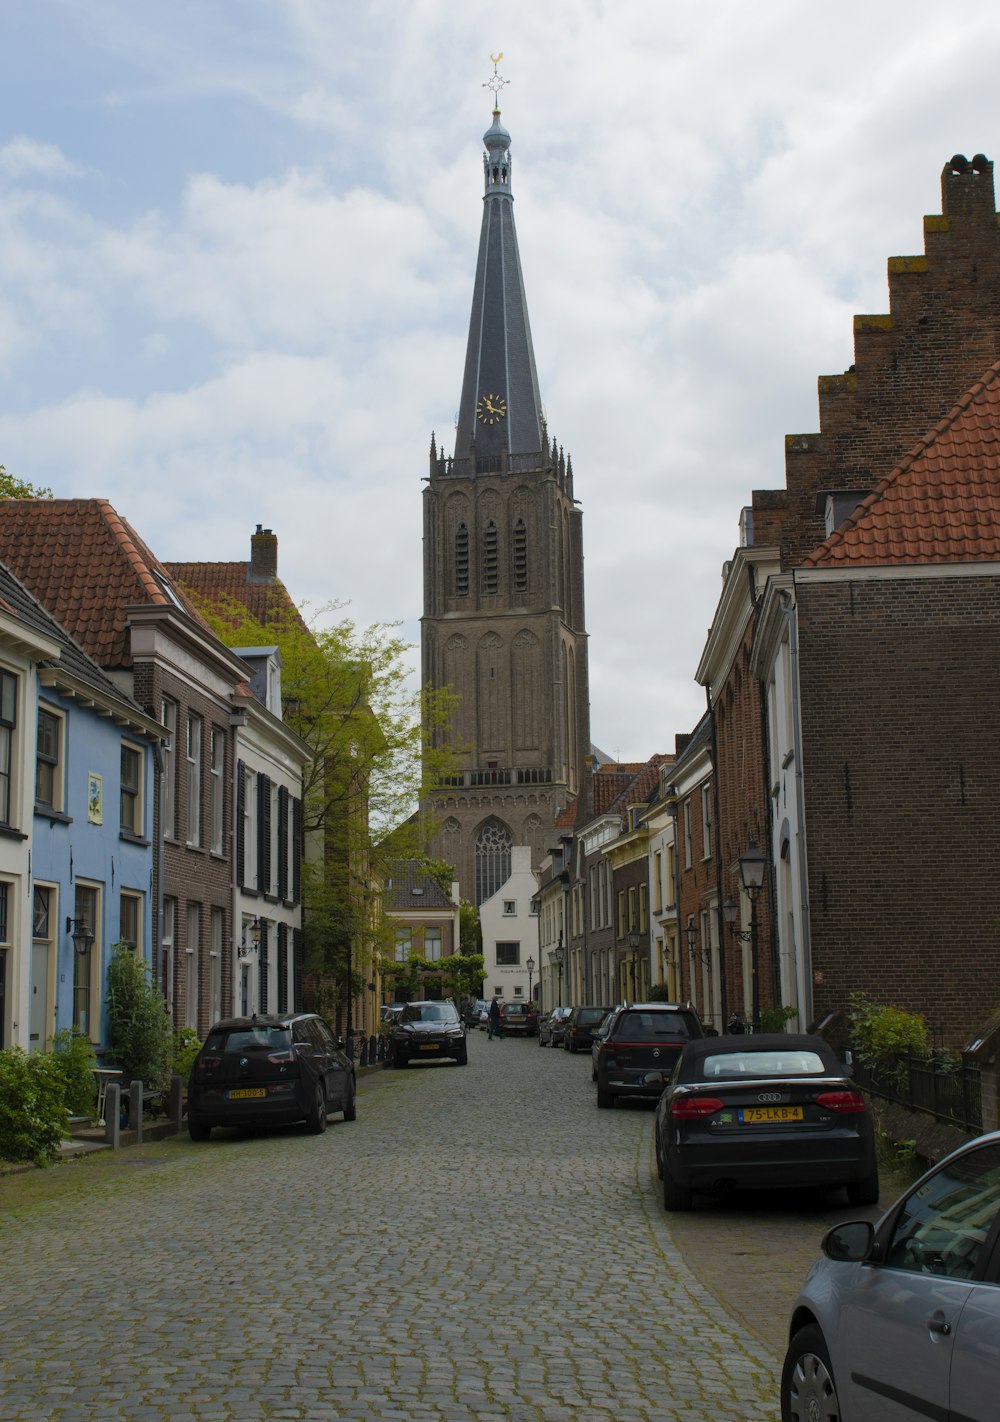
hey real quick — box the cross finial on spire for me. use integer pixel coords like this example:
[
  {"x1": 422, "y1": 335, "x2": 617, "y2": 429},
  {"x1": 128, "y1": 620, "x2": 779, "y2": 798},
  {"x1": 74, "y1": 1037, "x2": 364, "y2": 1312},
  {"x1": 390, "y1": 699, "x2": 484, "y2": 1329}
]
[{"x1": 483, "y1": 53, "x2": 509, "y2": 111}]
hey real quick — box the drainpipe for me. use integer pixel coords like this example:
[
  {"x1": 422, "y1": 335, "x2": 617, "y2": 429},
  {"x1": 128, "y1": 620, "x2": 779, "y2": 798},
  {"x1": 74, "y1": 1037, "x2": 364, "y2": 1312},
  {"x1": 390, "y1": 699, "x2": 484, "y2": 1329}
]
[
  {"x1": 786, "y1": 577, "x2": 813, "y2": 1027},
  {"x1": 706, "y1": 686, "x2": 728, "y2": 1027}
]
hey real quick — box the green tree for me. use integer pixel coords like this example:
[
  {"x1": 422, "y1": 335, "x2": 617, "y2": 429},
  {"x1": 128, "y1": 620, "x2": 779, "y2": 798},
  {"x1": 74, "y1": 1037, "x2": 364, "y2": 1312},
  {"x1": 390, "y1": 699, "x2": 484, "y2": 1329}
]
[
  {"x1": 106, "y1": 942, "x2": 172, "y2": 1089},
  {"x1": 188, "y1": 593, "x2": 458, "y2": 1024},
  {"x1": 0, "y1": 463, "x2": 52, "y2": 498}
]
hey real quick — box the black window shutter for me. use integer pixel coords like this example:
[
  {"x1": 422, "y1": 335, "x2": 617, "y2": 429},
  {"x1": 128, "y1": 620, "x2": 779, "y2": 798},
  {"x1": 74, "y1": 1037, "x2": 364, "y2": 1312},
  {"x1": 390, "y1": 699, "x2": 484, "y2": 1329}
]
[
  {"x1": 292, "y1": 796, "x2": 303, "y2": 904},
  {"x1": 258, "y1": 920, "x2": 269, "y2": 1013},
  {"x1": 277, "y1": 922, "x2": 288, "y2": 1014},
  {"x1": 257, "y1": 772, "x2": 271, "y2": 894},
  {"x1": 235, "y1": 760, "x2": 246, "y2": 888},
  {"x1": 293, "y1": 927, "x2": 303, "y2": 1011},
  {"x1": 277, "y1": 785, "x2": 289, "y2": 901}
]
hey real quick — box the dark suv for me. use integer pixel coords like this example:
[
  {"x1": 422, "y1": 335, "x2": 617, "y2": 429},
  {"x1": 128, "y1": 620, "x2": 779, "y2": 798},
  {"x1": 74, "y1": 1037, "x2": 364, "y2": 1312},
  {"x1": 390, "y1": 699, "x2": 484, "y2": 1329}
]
[
  {"x1": 187, "y1": 1013, "x2": 357, "y2": 1140},
  {"x1": 595, "y1": 1003, "x2": 704, "y2": 1109},
  {"x1": 563, "y1": 1005, "x2": 614, "y2": 1053},
  {"x1": 391, "y1": 1000, "x2": 468, "y2": 1067}
]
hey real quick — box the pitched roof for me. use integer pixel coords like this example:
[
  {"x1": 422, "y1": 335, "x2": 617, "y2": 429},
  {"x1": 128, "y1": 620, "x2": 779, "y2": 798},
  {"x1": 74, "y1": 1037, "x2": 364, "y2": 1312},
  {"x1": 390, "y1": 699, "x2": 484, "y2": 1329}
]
[
  {"x1": 804, "y1": 359, "x2": 1000, "y2": 567},
  {"x1": 0, "y1": 498, "x2": 208, "y2": 667},
  {"x1": 383, "y1": 860, "x2": 456, "y2": 911},
  {"x1": 0, "y1": 558, "x2": 159, "y2": 730},
  {"x1": 165, "y1": 560, "x2": 308, "y2": 634}
]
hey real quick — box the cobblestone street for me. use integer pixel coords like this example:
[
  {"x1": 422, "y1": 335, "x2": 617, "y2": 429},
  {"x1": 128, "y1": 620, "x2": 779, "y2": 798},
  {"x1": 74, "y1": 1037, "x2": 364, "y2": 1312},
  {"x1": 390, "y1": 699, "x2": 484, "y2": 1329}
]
[{"x1": 0, "y1": 1031, "x2": 872, "y2": 1422}]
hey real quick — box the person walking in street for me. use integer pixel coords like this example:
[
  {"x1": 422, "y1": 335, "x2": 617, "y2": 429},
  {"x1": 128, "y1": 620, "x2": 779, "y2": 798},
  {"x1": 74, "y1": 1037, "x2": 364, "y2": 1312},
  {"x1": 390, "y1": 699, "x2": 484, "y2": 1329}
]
[{"x1": 488, "y1": 998, "x2": 503, "y2": 1040}]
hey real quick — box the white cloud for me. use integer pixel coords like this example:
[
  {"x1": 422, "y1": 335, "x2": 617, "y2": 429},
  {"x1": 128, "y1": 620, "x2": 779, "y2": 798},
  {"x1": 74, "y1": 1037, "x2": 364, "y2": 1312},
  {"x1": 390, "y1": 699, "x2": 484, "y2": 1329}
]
[{"x1": 0, "y1": 136, "x2": 82, "y2": 180}]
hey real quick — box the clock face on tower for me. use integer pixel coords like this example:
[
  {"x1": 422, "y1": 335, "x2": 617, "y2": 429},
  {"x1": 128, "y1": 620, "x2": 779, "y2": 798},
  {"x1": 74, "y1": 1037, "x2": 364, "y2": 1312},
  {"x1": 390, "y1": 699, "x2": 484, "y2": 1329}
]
[{"x1": 476, "y1": 392, "x2": 507, "y2": 425}]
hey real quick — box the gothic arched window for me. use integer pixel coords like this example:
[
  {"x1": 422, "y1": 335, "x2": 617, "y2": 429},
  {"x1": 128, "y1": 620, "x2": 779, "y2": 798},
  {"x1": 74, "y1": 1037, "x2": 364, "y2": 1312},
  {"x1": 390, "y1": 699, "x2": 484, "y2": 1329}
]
[
  {"x1": 482, "y1": 519, "x2": 499, "y2": 595},
  {"x1": 475, "y1": 819, "x2": 512, "y2": 905},
  {"x1": 455, "y1": 522, "x2": 469, "y2": 596},
  {"x1": 512, "y1": 517, "x2": 528, "y2": 593}
]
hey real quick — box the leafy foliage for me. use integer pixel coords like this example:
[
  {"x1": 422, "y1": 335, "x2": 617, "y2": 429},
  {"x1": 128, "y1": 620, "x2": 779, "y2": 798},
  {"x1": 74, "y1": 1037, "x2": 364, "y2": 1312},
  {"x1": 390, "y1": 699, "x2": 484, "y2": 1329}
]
[
  {"x1": 171, "y1": 1027, "x2": 202, "y2": 1083},
  {"x1": 0, "y1": 463, "x2": 52, "y2": 499},
  {"x1": 759, "y1": 1004, "x2": 798, "y2": 1033},
  {"x1": 105, "y1": 942, "x2": 173, "y2": 1090},
  {"x1": 0, "y1": 1047, "x2": 68, "y2": 1165},
  {"x1": 849, "y1": 993, "x2": 930, "y2": 1088},
  {"x1": 48, "y1": 1029, "x2": 98, "y2": 1117},
  {"x1": 382, "y1": 952, "x2": 486, "y2": 1004}
]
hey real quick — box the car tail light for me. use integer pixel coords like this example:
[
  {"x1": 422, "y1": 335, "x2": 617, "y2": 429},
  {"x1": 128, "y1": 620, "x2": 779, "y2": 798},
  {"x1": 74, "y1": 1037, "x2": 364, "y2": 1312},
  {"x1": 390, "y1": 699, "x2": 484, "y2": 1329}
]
[
  {"x1": 197, "y1": 1056, "x2": 221, "y2": 1074},
  {"x1": 267, "y1": 1049, "x2": 296, "y2": 1065},
  {"x1": 670, "y1": 1096, "x2": 724, "y2": 1119},
  {"x1": 816, "y1": 1090, "x2": 867, "y2": 1113}
]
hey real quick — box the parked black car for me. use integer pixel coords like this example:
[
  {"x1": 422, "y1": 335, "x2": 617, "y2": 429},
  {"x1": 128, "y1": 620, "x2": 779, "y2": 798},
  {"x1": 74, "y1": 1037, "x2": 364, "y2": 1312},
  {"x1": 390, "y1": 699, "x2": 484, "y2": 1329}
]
[
  {"x1": 538, "y1": 1005, "x2": 573, "y2": 1047},
  {"x1": 391, "y1": 1000, "x2": 468, "y2": 1067},
  {"x1": 595, "y1": 1002, "x2": 704, "y2": 1108},
  {"x1": 187, "y1": 1013, "x2": 357, "y2": 1141},
  {"x1": 654, "y1": 1033, "x2": 879, "y2": 1211},
  {"x1": 563, "y1": 1005, "x2": 614, "y2": 1053},
  {"x1": 499, "y1": 1001, "x2": 537, "y2": 1036}
]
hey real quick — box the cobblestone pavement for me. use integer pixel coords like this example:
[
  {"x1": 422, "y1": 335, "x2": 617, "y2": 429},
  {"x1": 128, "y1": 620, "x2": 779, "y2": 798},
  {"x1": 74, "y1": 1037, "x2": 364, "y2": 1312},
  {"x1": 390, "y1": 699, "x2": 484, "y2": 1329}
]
[{"x1": 1, "y1": 1031, "x2": 886, "y2": 1422}]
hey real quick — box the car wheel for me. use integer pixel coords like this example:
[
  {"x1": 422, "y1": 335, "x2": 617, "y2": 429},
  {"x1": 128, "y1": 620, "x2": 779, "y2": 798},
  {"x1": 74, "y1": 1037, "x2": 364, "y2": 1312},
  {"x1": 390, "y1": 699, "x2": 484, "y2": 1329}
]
[
  {"x1": 781, "y1": 1325, "x2": 839, "y2": 1422},
  {"x1": 306, "y1": 1081, "x2": 327, "y2": 1135},
  {"x1": 846, "y1": 1164, "x2": 880, "y2": 1206},
  {"x1": 188, "y1": 1120, "x2": 211, "y2": 1142},
  {"x1": 343, "y1": 1079, "x2": 357, "y2": 1122},
  {"x1": 591, "y1": 1065, "x2": 597, "y2": 1081},
  {"x1": 654, "y1": 1136, "x2": 664, "y2": 1179},
  {"x1": 456, "y1": 1046, "x2": 469, "y2": 1065},
  {"x1": 662, "y1": 1167, "x2": 693, "y2": 1211},
  {"x1": 596, "y1": 1080, "x2": 614, "y2": 1109}
]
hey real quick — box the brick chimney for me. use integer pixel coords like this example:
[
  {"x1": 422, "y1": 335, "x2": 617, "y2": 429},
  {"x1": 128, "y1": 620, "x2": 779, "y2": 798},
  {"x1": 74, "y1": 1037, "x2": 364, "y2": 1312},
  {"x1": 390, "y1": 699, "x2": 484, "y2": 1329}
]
[{"x1": 249, "y1": 524, "x2": 277, "y2": 583}]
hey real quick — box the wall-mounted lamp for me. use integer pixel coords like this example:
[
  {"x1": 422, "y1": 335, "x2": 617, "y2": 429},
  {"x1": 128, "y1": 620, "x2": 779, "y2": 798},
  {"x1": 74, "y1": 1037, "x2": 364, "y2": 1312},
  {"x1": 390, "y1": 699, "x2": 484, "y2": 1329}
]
[
  {"x1": 242, "y1": 917, "x2": 262, "y2": 955},
  {"x1": 66, "y1": 916, "x2": 94, "y2": 956}
]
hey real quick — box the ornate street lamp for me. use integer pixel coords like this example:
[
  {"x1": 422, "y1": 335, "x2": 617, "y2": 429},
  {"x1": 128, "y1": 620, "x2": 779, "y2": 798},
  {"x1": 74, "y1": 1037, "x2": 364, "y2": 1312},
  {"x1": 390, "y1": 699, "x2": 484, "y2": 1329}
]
[
  {"x1": 722, "y1": 838, "x2": 768, "y2": 1031},
  {"x1": 526, "y1": 954, "x2": 535, "y2": 1004},
  {"x1": 550, "y1": 939, "x2": 565, "y2": 1007},
  {"x1": 626, "y1": 930, "x2": 641, "y2": 1002},
  {"x1": 66, "y1": 916, "x2": 94, "y2": 956}
]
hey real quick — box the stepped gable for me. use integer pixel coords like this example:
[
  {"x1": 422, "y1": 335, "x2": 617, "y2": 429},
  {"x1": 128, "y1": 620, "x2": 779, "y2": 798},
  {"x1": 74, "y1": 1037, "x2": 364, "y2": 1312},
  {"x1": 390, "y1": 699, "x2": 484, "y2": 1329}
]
[
  {"x1": 803, "y1": 357, "x2": 1000, "y2": 566},
  {"x1": 166, "y1": 525, "x2": 308, "y2": 634},
  {"x1": 752, "y1": 155, "x2": 1000, "y2": 568},
  {"x1": 0, "y1": 497, "x2": 209, "y2": 668}
]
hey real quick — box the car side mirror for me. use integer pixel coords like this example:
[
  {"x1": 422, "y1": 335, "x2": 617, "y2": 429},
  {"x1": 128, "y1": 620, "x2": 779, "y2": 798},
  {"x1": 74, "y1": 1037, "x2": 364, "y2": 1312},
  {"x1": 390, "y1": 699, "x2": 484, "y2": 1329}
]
[{"x1": 822, "y1": 1220, "x2": 874, "y2": 1262}]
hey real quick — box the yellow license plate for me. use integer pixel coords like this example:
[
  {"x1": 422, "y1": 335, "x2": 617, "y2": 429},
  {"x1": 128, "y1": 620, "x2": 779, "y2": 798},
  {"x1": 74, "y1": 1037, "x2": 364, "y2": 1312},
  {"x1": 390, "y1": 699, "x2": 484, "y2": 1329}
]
[
  {"x1": 741, "y1": 1105, "x2": 803, "y2": 1123},
  {"x1": 227, "y1": 1087, "x2": 266, "y2": 1099},
  {"x1": 419, "y1": 1044, "x2": 440, "y2": 1051}
]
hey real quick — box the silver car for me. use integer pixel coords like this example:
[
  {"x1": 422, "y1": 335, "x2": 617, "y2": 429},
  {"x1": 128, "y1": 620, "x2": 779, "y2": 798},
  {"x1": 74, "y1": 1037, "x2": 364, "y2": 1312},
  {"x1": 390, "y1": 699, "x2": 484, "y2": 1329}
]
[{"x1": 782, "y1": 1129, "x2": 1000, "y2": 1421}]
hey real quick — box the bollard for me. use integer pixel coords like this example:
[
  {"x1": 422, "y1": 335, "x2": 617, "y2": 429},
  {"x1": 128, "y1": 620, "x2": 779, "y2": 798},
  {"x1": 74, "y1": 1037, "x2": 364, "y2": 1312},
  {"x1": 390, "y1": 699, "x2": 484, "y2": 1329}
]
[
  {"x1": 170, "y1": 1074, "x2": 184, "y2": 1133},
  {"x1": 104, "y1": 1083, "x2": 121, "y2": 1149},
  {"x1": 129, "y1": 1080, "x2": 143, "y2": 1144}
]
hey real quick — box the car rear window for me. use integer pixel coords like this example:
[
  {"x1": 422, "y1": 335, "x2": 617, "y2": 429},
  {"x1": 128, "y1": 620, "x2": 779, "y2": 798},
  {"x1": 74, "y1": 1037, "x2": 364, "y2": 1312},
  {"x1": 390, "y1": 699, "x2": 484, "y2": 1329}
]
[
  {"x1": 205, "y1": 1026, "x2": 292, "y2": 1053},
  {"x1": 700, "y1": 1050, "x2": 828, "y2": 1078},
  {"x1": 578, "y1": 1009, "x2": 608, "y2": 1025},
  {"x1": 504, "y1": 1005, "x2": 527, "y2": 1015},
  {"x1": 615, "y1": 1012, "x2": 695, "y2": 1041}
]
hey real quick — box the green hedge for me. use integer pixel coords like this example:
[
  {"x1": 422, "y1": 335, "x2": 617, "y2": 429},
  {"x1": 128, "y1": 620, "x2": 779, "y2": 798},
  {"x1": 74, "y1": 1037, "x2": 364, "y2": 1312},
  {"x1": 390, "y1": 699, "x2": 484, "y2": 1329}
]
[{"x1": 0, "y1": 1047, "x2": 69, "y2": 1166}]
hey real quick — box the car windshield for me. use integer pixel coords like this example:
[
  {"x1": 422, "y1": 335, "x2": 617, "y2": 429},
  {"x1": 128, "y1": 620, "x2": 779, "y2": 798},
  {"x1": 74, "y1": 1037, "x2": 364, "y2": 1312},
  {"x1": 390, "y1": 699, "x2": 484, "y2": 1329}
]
[
  {"x1": 402, "y1": 1003, "x2": 459, "y2": 1024},
  {"x1": 616, "y1": 1012, "x2": 693, "y2": 1040},
  {"x1": 579, "y1": 1009, "x2": 608, "y2": 1025},
  {"x1": 700, "y1": 1050, "x2": 828, "y2": 1078},
  {"x1": 205, "y1": 1026, "x2": 292, "y2": 1053}
]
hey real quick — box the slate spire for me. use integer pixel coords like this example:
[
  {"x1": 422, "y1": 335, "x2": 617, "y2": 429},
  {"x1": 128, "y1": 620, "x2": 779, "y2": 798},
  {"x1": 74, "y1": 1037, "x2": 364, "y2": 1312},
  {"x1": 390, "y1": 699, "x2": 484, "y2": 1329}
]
[{"x1": 455, "y1": 80, "x2": 544, "y2": 463}]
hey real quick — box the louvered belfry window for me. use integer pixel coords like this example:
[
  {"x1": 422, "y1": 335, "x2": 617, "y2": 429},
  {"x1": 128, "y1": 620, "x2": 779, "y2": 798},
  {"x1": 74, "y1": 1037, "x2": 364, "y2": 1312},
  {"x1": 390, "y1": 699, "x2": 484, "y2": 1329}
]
[
  {"x1": 513, "y1": 517, "x2": 528, "y2": 593},
  {"x1": 455, "y1": 522, "x2": 470, "y2": 596},
  {"x1": 482, "y1": 519, "x2": 499, "y2": 594}
]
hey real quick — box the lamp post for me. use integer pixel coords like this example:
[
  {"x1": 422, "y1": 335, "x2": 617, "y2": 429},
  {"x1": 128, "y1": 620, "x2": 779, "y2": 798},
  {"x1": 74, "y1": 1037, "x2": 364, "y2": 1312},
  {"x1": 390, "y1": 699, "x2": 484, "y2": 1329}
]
[
  {"x1": 551, "y1": 939, "x2": 565, "y2": 1007},
  {"x1": 722, "y1": 838, "x2": 768, "y2": 1032},
  {"x1": 526, "y1": 954, "x2": 535, "y2": 1005},
  {"x1": 684, "y1": 922, "x2": 697, "y2": 999}
]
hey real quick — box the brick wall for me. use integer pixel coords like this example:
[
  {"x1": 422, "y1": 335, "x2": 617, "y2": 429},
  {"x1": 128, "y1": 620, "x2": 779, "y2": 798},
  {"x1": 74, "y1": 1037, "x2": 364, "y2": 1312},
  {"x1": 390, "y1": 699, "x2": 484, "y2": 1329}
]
[{"x1": 797, "y1": 572, "x2": 1000, "y2": 1048}]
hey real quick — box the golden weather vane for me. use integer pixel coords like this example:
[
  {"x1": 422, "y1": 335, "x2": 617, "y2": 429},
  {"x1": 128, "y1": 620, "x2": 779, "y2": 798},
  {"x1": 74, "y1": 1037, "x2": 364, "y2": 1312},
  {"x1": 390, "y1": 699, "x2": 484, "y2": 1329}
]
[{"x1": 483, "y1": 53, "x2": 509, "y2": 107}]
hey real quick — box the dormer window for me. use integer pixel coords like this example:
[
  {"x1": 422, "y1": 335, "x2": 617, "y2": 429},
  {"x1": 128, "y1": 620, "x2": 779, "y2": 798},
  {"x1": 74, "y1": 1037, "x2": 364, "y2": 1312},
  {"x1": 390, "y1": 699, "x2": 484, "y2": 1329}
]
[{"x1": 822, "y1": 490, "x2": 872, "y2": 538}]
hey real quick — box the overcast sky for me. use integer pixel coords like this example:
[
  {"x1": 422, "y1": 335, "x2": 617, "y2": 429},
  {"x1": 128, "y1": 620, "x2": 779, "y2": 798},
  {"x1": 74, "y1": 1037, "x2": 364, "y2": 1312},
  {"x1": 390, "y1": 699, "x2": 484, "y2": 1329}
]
[{"x1": 2, "y1": 2, "x2": 999, "y2": 761}]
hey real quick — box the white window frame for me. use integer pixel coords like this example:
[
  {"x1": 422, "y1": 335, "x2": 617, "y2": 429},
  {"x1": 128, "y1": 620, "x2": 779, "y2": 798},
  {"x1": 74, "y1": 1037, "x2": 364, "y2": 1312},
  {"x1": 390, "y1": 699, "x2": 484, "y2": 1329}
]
[
  {"x1": 209, "y1": 906, "x2": 224, "y2": 1022},
  {"x1": 119, "y1": 889, "x2": 143, "y2": 956},
  {"x1": 701, "y1": 783, "x2": 712, "y2": 861},
  {"x1": 185, "y1": 902, "x2": 200, "y2": 1030},
  {"x1": 209, "y1": 728, "x2": 225, "y2": 855},
  {"x1": 424, "y1": 927, "x2": 442, "y2": 961},
  {"x1": 186, "y1": 714, "x2": 202, "y2": 847},
  {"x1": 0, "y1": 668, "x2": 18, "y2": 827},
  {"x1": 161, "y1": 698, "x2": 177, "y2": 839}
]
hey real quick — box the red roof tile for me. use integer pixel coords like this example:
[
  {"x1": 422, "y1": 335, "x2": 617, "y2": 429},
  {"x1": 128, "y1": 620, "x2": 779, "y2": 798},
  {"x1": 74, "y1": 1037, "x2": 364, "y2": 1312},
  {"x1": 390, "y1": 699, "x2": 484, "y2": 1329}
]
[
  {"x1": 804, "y1": 359, "x2": 1000, "y2": 567},
  {"x1": 165, "y1": 560, "x2": 308, "y2": 634},
  {"x1": 0, "y1": 498, "x2": 208, "y2": 667}
]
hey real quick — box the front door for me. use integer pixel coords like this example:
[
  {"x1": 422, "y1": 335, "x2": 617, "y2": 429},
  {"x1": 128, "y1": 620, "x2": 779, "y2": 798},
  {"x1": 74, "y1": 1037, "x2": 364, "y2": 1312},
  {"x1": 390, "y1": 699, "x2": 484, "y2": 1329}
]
[{"x1": 29, "y1": 939, "x2": 50, "y2": 1050}]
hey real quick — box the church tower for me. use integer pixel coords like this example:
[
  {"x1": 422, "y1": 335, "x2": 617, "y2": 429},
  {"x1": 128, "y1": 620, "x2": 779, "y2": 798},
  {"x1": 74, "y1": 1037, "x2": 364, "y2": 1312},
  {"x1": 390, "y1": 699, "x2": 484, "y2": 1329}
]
[{"x1": 422, "y1": 73, "x2": 591, "y2": 905}]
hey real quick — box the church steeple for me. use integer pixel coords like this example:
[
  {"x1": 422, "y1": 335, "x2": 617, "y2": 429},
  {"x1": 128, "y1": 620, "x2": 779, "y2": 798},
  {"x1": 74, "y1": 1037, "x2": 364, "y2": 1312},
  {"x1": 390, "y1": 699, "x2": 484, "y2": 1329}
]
[{"x1": 455, "y1": 64, "x2": 544, "y2": 463}]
